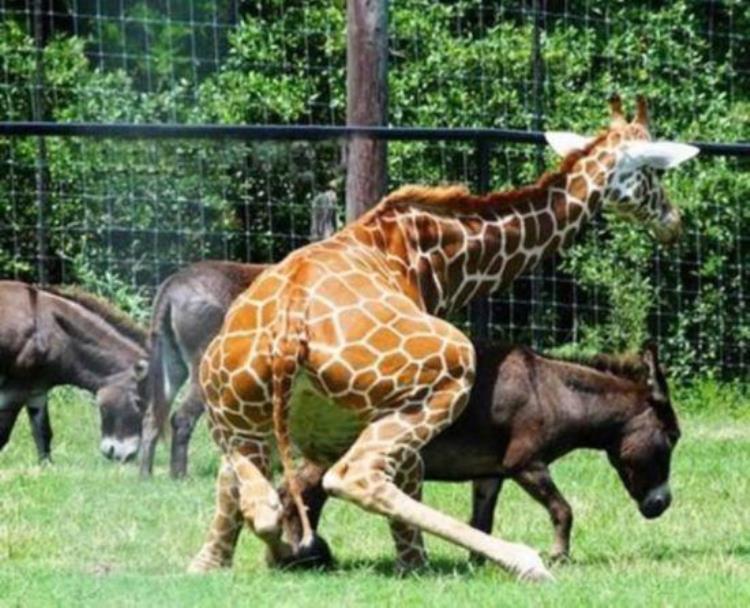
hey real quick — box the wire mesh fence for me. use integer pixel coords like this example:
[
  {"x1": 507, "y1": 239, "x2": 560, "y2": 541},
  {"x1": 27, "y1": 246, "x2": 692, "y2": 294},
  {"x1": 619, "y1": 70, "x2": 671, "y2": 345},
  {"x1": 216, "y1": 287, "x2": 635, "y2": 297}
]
[{"x1": 1, "y1": 0, "x2": 749, "y2": 378}]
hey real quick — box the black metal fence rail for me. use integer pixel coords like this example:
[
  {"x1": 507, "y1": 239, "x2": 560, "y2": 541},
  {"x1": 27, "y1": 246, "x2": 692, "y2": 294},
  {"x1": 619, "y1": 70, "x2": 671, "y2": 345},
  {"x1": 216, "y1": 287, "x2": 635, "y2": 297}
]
[
  {"x1": 2, "y1": 122, "x2": 750, "y2": 157},
  {"x1": 2, "y1": 121, "x2": 748, "y2": 377}
]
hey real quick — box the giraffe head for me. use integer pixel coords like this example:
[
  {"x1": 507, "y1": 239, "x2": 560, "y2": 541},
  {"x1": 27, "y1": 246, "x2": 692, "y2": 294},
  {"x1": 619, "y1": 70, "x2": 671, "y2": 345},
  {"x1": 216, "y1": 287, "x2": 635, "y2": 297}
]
[{"x1": 546, "y1": 94, "x2": 699, "y2": 245}]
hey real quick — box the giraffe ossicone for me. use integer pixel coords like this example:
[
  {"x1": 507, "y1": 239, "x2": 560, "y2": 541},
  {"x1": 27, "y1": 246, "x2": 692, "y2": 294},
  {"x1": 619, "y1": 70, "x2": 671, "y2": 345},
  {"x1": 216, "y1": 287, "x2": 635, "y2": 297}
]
[{"x1": 190, "y1": 94, "x2": 698, "y2": 581}]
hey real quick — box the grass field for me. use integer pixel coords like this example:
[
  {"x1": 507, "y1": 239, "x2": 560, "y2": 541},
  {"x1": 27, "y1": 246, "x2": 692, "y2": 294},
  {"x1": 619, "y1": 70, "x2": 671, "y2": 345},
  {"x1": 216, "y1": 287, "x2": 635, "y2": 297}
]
[{"x1": 1, "y1": 386, "x2": 749, "y2": 607}]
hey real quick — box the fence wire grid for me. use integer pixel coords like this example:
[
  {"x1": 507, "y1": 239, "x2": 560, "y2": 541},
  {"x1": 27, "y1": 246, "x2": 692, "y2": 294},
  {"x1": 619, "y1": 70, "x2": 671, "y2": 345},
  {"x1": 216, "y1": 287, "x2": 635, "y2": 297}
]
[{"x1": 1, "y1": 0, "x2": 749, "y2": 378}]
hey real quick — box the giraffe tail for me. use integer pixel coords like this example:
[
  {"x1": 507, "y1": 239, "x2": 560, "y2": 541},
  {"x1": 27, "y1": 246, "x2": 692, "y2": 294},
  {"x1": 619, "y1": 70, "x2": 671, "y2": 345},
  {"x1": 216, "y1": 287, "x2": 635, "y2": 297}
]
[{"x1": 271, "y1": 306, "x2": 315, "y2": 550}]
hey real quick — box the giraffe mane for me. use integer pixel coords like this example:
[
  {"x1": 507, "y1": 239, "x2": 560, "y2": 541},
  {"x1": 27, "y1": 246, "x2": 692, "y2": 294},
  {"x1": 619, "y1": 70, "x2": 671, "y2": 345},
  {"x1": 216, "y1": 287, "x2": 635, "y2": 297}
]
[{"x1": 378, "y1": 132, "x2": 610, "y2": 215}]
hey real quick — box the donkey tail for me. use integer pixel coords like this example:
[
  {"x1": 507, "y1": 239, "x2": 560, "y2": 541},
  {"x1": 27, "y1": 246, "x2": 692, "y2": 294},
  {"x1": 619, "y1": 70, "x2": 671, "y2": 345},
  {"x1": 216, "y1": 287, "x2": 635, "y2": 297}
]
[
  {"x1": 271, "y1": 300, "x2": 314, "y2": 548},
  {"x1": 146, "y1": 328, "x2": 169, "y2": 435}
]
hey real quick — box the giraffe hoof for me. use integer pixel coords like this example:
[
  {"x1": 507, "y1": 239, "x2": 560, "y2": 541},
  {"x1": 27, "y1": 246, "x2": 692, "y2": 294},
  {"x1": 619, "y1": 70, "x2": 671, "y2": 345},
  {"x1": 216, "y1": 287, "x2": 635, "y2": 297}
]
[
  {"x1": 516, "y1": 554, "x2": 554, "y2": 583},
  {"x1": 272, "y1": 534, "x2": 335, "y2": 571},
  {"x1": 187, "y1": 554, "x2": 229, "y2": 574},
  {"x1": 519, "y1": 566, "x2": 555, "y2": 583}
]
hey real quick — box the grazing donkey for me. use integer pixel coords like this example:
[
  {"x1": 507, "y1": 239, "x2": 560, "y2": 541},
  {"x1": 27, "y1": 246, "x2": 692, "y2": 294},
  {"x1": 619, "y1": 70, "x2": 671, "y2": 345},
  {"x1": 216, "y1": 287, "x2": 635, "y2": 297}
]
[
  {"x1": 0, "y1": 281, "x2": 148, "y2": 461},
  {"x1": 279, "y1": 341, "x2": 679, "y2": 565},
  {"x1": 137, "y1": 261, "x2": 268, "y2": 478}
]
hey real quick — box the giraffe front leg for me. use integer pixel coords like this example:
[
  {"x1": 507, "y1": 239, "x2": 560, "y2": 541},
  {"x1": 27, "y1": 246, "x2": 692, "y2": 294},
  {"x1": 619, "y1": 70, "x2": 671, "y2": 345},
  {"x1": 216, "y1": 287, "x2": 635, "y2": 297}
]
[
  {"x1": 188, "y1": 455, "x2": 243, "y2": 573},
  {"x1": 390, "y1": 448, "x2": 427, "y2": 573},
  {"x1": 323, "y1": 375, "x2": 552, "y2": 582}
]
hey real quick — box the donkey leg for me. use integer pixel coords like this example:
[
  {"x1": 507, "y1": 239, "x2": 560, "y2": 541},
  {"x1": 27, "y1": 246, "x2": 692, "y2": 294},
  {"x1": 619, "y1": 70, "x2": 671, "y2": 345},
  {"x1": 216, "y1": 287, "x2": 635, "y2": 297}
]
[
  {"x1": 470, "y1": 478, "x2": 504, "y2": 534},
  {"x1": 26, "y1": 394, "x2": 52, "y2": 462},
  {"x1": 469, "y1": 477, "x2": 504, "y2": 564},
  {"x1": 514, "y1": 464, "x2": 573, "y2": 561},
  {"x1": 169, "y1": 381, "x2": 204, "y2": 479},
  {"x1": 0, "y1": 400, "x2": 24, "y2": 452},
  {"x1": 323, "y1": 375, "x2": 551, "y2": 581},
  {"x1": 187, "y1": 455, "x2": 243, "y2": 572},
  {"x1": 274, "y1": 461, "x2": 334, "y2": 570}
]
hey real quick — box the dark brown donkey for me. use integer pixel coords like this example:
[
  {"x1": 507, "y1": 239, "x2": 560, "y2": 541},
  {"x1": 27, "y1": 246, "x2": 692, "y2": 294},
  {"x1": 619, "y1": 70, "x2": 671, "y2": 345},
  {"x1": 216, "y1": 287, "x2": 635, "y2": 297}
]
[
  {"x1": 137, "y1": 261, "x2": 268, "y2": 477},
  {"x1": 0, "y1": 281, "x2": 148, "y2": 461},
  {"x1": 280, "y1": 341, "x2": 680, "y2": 565}
]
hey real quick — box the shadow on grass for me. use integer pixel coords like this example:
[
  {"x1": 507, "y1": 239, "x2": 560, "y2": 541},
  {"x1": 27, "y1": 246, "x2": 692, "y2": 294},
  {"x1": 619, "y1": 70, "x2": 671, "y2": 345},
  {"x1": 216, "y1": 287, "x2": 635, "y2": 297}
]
[
  {"x1": 570, "y1": 542, "x2": 750, "y2": 567},
  {"x1": 279, "y1": 554, "x2": 485, "y2": 578},
  {"x1": 330, "y1": 556, "x2": 485, "y2": 577}
]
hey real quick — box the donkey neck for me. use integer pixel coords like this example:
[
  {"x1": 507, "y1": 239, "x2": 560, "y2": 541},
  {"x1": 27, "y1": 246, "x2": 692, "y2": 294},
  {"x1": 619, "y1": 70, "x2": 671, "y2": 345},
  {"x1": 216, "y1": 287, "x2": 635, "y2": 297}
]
[
  {"x1": 45, "y1": 293, "x2": 145, "y2": 392},
  {"x1": 352, "y1": 145, "x2": 617, "y2": 315},
  {"x1": 545, "y1": 360, "x2": 646, "y2": 452}
]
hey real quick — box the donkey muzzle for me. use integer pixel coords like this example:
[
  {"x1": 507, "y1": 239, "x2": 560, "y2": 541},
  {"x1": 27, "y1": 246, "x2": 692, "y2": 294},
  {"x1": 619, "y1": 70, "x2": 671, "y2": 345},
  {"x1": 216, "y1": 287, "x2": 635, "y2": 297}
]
[
  {"x1": 100, "y1": 435, "x2": 140, "y2": 462},
  {"x1": 639, "y1": 483, "x2": 672, "y2": 519}
]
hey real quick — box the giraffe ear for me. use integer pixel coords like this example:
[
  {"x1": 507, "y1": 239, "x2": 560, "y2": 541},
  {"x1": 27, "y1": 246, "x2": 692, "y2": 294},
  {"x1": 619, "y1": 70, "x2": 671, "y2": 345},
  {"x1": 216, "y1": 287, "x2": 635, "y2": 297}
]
[
  {"x1": 545, "y1": 131, "x2": 595, "y2": 157},
  {"x1": 622, "y1": 141, "x2": 700, "y2": 170}
]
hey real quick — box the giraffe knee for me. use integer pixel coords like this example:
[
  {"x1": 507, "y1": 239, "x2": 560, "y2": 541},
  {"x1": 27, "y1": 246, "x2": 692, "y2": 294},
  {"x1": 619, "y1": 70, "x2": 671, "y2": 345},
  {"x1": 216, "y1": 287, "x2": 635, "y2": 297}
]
[
  {"x1": 240, "y1": 488, "x2": 284, "y2": 537},
  {"x1": 322, "y1": 465, "x2": 370, "y2": 502},
  {"x1": 322, "y1": 467, "x2": 347, "y2": 497}
]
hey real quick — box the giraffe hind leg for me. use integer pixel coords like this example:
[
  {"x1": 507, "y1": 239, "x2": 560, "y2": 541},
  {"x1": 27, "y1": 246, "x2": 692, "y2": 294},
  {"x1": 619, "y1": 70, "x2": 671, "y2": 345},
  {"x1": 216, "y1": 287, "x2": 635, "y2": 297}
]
[
  {"x1": 389, "y1": 447, "x2": 427, "y2": 573},
  {"x1": 188, "y1": 455, "x2": 243, "y2": 572}
]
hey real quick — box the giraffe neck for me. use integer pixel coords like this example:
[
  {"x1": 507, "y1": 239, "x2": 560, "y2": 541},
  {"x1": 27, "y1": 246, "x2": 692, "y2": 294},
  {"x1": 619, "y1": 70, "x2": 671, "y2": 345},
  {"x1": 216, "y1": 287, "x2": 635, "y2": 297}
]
[{"x1": 356, "y1": 147, "x2": 617, "y2": 315}]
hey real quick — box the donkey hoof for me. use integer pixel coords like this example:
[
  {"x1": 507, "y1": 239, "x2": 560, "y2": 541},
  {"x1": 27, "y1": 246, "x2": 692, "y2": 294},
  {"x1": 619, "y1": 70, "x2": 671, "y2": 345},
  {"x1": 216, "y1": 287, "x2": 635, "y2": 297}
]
[
  {"x1": 272, "y1": 534, "x2": 335, "y2": 571},
  {"x1": 549, "y1": 551, "x2": 572, "y2": 565}
]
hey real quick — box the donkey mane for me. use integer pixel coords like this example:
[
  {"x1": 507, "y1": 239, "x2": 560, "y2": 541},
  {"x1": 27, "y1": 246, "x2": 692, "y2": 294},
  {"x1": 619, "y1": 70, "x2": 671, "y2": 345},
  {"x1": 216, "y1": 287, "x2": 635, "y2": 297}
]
[
  {"x1": 545, "y1": 350, "x2": 648, "y2": 385},
  {"x1": 46, "y1": 285, "x2": 148, "y2": 348},
  {"x1": 379, "y1": 132, "x2": 610, "y2": 215}
]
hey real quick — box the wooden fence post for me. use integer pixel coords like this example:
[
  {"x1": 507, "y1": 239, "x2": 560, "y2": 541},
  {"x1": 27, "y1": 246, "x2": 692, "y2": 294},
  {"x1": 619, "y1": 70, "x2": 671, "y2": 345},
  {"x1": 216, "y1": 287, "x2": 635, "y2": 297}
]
[{"x1": 345, "y1": 0, "x2": 389, "y2": 221}]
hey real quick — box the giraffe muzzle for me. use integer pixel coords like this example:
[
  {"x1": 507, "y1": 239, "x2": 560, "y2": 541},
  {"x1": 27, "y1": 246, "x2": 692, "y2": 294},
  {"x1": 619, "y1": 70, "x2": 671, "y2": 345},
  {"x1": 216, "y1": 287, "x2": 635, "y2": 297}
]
[{"x1": 652, "y1": 207, "x2": 682, "y2": 245}]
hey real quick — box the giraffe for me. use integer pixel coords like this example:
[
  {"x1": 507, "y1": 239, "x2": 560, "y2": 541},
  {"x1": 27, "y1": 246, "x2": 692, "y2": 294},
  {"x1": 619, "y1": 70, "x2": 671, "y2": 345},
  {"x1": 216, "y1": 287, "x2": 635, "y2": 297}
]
[{"x1": 189, "y1": 95, "x2": 698, "y2": 581}]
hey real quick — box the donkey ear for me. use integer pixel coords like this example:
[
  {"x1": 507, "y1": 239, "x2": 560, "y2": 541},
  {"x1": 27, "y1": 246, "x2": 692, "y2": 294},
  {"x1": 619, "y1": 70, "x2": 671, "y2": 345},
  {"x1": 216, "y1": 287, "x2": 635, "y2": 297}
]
[
  {"x1": 623, "y1": 141, "x2": 700, "y2": 170},
  {"x1": 133, "y1": 358, "x2": 149, "y2": 381},
  {"x1": 641, "y1": 342, "x2": 668, "y2": 401},
  {"x1": 545, "y1": 131, "x2": 594, "y2": 157},
  {"x1": 641, "y1": 342, "x2": 659, "y2": 379}
]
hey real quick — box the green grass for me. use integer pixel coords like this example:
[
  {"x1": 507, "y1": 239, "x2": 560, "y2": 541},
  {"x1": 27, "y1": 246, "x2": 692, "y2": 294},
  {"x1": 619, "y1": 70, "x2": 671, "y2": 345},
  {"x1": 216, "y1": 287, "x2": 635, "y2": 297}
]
[{"x1": 1, "y1": 387, "x2": 749, "y2": 607}]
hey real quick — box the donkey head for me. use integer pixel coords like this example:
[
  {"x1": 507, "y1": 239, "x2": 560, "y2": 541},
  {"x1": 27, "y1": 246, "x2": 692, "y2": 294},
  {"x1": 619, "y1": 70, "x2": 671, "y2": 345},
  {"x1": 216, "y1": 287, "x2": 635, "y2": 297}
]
[
  {"x1": 606, "y1": 343, "x2": 680, "y2": 519},
  {"x1": 546, "y1": 94, "x2": 699, "y2": 245},
  {"x1": 96, "y1": 359, "x2": 148, "y2": 462}
]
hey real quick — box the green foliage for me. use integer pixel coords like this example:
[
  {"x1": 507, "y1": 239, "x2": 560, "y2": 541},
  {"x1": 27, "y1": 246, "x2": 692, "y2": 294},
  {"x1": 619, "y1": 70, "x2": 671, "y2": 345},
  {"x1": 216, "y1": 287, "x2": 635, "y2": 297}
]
[
  {"x1": 1, "y1": 1, "x2": 748, "y2": 377},
  {"x1": 673, "y1": 378, "x2": 750, "y2": 419},
  {"x1": 71, "y1": 254, "x2": 151, "y2": 325}
]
